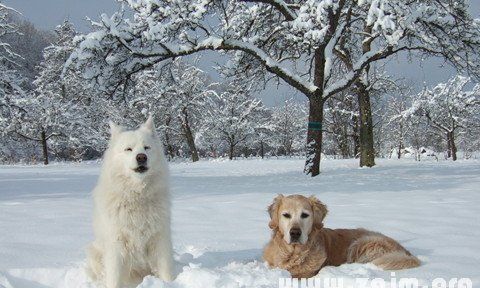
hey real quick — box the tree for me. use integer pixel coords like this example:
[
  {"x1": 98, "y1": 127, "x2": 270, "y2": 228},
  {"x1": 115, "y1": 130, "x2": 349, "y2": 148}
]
[
  {"x1": 253, "y1": 119, "x2": 274, "y2": 159},
  {"x1": 271, "y1": 98, "x2": 307, "y2": 156},
  {"x1": 334, "y1": 1, "x2": 480, "y2": 167},
  {"x1": 383, "y1": 86, "x2": 413, "y2": 159},
  {"x1": 133, "y1": 58, "x2": 217, "y2": 162},
  {"x1": 11, "y1": 20, "x2": 99, "y2": 164},
  {"x1": 68, "y1": 0, "x2": 480, "y2": 176},
  {"x1": 3, "y1": 15, "x2": 54, "y2": 88},
  {"x1": 166, "y1": 59, "x2": 216, "y2": 162},
  {"x1": 0, "y1": 3, "x2": 28, "y2": 161},
  {"x1": 403, "y1": 76, "x2": 480, "y2": 161},
  {"x1": 200, "y1": 81, "x2": 269, "y2": 160},
  {"x1": 325, "y1": 93, "x2": 357, "y2": 158}
]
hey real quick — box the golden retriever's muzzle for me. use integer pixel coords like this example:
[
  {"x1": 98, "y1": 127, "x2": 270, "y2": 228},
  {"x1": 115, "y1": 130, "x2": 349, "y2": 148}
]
[{"x1": 289, "y1": 227, "x2": 302, "y2": 243}]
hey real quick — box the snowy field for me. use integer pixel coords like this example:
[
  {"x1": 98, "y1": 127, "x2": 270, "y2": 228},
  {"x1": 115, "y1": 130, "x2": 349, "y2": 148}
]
[{"x1": 0, "y1": 158, "x2": 479, "y2": 288}]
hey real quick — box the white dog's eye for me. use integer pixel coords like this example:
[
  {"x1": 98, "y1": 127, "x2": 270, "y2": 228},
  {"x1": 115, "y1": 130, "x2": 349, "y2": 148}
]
[
  {"x1": 282, "y1": 213, "x2": 291, "y2": 219},
  {"x1": 144, "y1": 146, "x2": 151, "y2": 150},
  {"x1": 301, "y1": 213, "x2": 309, "y2": 219},
  {"x1": 125, "y1": 148, "x2": 132, "y2": 152}
]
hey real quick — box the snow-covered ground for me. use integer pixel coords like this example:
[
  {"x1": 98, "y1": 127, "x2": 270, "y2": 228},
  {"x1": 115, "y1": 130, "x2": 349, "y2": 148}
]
[{"x1": 0, "y1": 158, "x2": 479, "y2": 288}]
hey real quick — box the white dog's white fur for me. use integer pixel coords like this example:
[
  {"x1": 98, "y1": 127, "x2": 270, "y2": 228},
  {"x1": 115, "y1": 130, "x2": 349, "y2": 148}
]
[{"x1": 86, "y1": 117, "x2": 174, "y2": 288}]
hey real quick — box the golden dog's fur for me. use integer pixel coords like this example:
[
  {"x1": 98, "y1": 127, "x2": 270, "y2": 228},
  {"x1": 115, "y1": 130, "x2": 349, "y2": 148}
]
[{"x1": 263, "y1": 195, "x2": 420, "y2": 278}]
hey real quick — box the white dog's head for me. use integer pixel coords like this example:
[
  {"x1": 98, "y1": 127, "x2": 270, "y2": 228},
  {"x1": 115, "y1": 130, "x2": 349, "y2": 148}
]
[
  {"x1": 268, "y1": 194, "x2": 328, "y2": 245},
  {"x1": 106, "y1": 116, "x2": 164, "y2": 180}
]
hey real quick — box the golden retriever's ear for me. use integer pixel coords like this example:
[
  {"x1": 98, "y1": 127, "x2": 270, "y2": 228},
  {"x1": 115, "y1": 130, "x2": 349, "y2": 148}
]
[
  {"x1": 309, "y1": 196, "x2": 328, "y2": 229},
  {"x1": 268, "y1": 194, "x2": 284, "y2": 229}
]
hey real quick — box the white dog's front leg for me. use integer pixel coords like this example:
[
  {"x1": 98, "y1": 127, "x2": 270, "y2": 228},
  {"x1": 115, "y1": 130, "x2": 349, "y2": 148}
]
[
  {"x1": 105, "y1": 241, "x2": 123, "y2": 288},
  {"x1": 150, "y1": 235, "x2": 175, "y2": 282}
]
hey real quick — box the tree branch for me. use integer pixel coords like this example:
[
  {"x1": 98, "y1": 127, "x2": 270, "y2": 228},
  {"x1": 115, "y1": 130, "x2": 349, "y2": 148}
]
[{"x1": 240, "y1": 0, "x2": 296, "y2": 21}]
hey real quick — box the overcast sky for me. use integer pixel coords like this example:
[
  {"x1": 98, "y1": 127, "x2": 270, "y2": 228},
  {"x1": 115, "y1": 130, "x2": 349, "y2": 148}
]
[{"x1": 4, "y1": 0, "x2": 480, "y2": 106}]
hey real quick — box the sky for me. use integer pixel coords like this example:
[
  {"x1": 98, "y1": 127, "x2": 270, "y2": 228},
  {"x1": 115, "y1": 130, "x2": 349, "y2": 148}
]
[{"x1": 4, "y1": 0, "x2": 480, "y2": 106}]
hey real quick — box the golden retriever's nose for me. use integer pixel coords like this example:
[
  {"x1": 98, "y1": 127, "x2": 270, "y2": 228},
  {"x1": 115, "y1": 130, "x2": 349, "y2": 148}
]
[
  {"x1": 136, "y1": 153, "x2": 147, "y2": 164},
  {"x1": 290, "y1": 227, "x2": 301, "y2": 242}
]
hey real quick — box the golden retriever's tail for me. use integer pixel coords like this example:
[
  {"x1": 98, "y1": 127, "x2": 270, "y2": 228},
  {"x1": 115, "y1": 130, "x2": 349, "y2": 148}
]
[
  {"x1": 372, "y1": 251, "x2": 421, "y2": 270},
  {"x1": 348, "y1": 235, "x2": 420, "y2": 270}
]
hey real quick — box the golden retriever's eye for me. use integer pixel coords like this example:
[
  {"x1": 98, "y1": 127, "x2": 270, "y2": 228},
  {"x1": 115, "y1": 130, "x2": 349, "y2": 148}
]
[
  {"x1": 144, "y1": 146, "x2": 151, "y2": 150},
  {"x1": 282, "y1": 213, "x2": 291, "y2": 219},
  {"x1": 301, "y1": 213, "x2": 310, "y2": 219},
  {"x1": 125, "y1": 148, "x2": 132, "y2": 152}
]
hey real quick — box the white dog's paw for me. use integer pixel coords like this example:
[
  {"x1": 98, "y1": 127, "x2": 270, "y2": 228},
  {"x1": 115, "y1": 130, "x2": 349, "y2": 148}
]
[
  {"x1": 154, "y1": 267, "x2": 175, "y2": 282},
  {"x1": 162, "y1": 273, "x2": 175, "y2": 282}
]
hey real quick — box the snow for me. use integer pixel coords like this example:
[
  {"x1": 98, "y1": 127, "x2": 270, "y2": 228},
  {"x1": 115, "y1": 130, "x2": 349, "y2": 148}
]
[
  {"x1": 1, "y1": 158, "x2": 480, "y2": 287},
  {"x1": 212, "y1": 39, "x2": 319, "y2": 94}
]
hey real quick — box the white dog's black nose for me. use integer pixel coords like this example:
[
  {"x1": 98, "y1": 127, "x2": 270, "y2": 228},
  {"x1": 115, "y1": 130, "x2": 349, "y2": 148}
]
[
  {"x1": 290, "y1": 227, "x2": 301, "y2": 241},
  {"x1": 136, "y1": 153, "x2": 147, "y2": 164}
]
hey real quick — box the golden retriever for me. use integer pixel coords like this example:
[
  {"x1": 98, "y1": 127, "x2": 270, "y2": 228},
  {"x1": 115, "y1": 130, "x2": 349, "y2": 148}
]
[{"x1": 263, "y1": 195, "x2": 420, "y2": 278}]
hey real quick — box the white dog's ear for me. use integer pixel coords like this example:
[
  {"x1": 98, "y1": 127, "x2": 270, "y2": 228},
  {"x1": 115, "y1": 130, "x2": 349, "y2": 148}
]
[
  {"x1": 309, "y1": 196, "x2": 328, "y2": 229},
  {"x1": 268, "y1": 194, "x2": 284, "y2": 230},
  {"x1": 109, "y1": 121, "x2": 123, "y2": 138},
  {"x1": 140, "y1": 115, "x2": 155, "y2": 133}
]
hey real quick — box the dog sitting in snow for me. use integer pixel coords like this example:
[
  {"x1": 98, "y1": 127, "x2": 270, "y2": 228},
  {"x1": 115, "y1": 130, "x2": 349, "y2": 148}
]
[
  {"x1": 263, "y1": 195, "x2": 420, "y2": 278},
  {"x1": 86, "y1": 117, "x2": 174, "y2": 287}
]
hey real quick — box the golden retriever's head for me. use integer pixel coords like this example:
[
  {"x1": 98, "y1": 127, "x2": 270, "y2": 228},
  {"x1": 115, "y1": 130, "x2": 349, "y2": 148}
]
[{"x1": 268, "y1": 194, "x2": 328, "y2": 245}]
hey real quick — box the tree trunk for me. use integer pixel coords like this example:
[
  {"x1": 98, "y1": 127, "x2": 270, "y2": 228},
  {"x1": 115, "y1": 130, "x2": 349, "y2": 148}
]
[
  {"x1": 451, "y1": 136, "x2": 457, "y2": 161},
  {"x1": 304, "y1": 96, "x2": 324, "y2": 176},
  {"x1": 260, "y1": 140, "x2": 264, "y2": 159},
  {"x1": 339, "y1": 128, "x2": 350, "y2": 158},
  {"x1": 353, "y1": 24, "x2": 376, "y2": 168},
  {"x1": 41, "y1": 130, "x2": 49, "y2": 165},
  {"x1": 210, "y1": 146, "x2": 217, "y2": 158},
  {"x1": 164, "y1": 117, "x2": 175, "y2": 160},
  {"x1": 357, "y1": 82, "x2": 375, "y2": 167},
  {"x1": 397, "y1": 122, "x2": 403, "y2": 159},
  {"x1": 352, "y1": 115, "x2": 360, "y2": 158},
  {"x1": 286, "y1": 143, "x2": 292, "y2": 156},
  {"x1": 229, "y1": 142, "x2": 234, "y2": 160},
  {"x1": 180, "y1": 110, "x2": 199, "y2": 162},
  {"x1": 446, "y1": 132, "x2": 452, "y2": 159},
  {"x1": 304, "y1": 47, "x2": 325, "y2": 177},
  {"x1": 183, "y1": 125, "x2": 199, "y2": 162},
  {"x1": 397, "y1": 141, "x2": 402, "y2": 159},
  {"x1": 447, "y1": 131, "x2": 457, "y2": 161}
]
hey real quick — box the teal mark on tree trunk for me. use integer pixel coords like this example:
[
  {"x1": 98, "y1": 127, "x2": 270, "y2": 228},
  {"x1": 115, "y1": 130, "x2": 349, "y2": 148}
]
[{"x1": 308, "y1": 122, "x2": 322, "y2": 131}]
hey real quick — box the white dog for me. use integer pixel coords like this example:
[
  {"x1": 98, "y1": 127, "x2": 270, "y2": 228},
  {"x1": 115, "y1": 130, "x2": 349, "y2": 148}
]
[{"x1": 86, "y1": 117, "x2": 174, "y2": 288}]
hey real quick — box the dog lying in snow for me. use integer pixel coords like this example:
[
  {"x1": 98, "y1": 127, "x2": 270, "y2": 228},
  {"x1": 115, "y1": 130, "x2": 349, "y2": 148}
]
[
  {"x1": 263, "y1": 195, "x2": 420, "y2": 278},
  {"x1": 86, "y1": 117, "x2": 174, "y2": 288}
]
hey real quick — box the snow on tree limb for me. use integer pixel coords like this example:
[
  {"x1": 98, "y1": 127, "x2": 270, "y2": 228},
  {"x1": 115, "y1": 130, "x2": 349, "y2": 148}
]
[{"x1": 68, "y1": 0, "x2": 480, "y2": 102}]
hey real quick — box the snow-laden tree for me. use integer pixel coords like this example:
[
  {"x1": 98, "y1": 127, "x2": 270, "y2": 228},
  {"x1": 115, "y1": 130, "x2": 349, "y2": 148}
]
[
  {"x1": 131, "y1": 67, "x2": 179, "y2": 158},
  {"x1": 381, "y1": 83, "x2": 416, "y2": 159},
  {"x1": 252, "y1": 114, "x2": 274, "y2": 159},
  {"x1": 3, "y1": 15, "x2": 54, "y2": 88},
  {"x1": 0, "y1": 4, "x2": 28, "y2": 161},
  {"x1": 403, "y1": 76, "x2": 480, "y2": 161},
  {"x1": 10, "y1": 20, "x2": 101, "y2": 164},
  {"x1": 0, "y1": 4, "x2": 19, "y2": 79},
  {"x1": 324, "y1": 91, "x2": 358, "y2": 158},
  {"x1": 338, "y1": 1, "x2": 480, "y2": 167},
  {"x1": 270, "y1": 98, "x2": 307, "y2": 156},
  {"x1": 133, "y1": 58, "x2": 217, "y2": 161},
  {"x1": 68, "y1": 0, "x2": 480, "y2": 176},
  {"x1": 199, "y1": 81, "x2": 269, "y2": 160}
]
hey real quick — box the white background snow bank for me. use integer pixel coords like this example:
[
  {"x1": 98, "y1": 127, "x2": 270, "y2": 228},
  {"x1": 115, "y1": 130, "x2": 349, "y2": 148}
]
[{"x1": 1, "y1": 158, "x2": 479, "y2": 287}]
